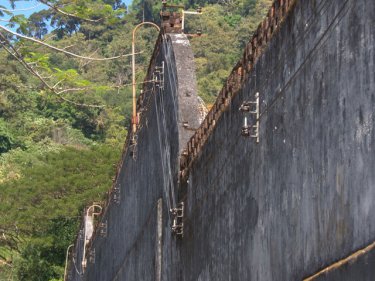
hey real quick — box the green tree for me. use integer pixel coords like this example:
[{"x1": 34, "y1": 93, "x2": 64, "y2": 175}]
[
  {"x1": 0, "y1": 118, "x2": 16, "y2": 153},
  {"x1": 0, "y1": 0, "x2": 274, "y2": 279}
]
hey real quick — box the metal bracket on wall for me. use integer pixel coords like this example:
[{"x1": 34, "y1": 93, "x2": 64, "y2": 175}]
[
  {"x1": 130, "y1": 134, "x2": 138, "y2": 160},
  {"x1": 170, "y1": 202, "x2": 184, "y2": 237},
  {"x1": 112, "y1": 185, "x2": 121, "y2": 204},
  {"x1": 78, "y1": 229, "x2": 84, "y2": 240},
  {"x1": 153, "y1": 61, "x2": 165, "y2": 90},
  {"x1": 88, "y1": 249, "x2": 95, "y2": 264},
  {"x1": 99, "y1": 221, "x2": 107, "y2": 238},
  {"x1": 239, "y1": 92, "x2": 260, "y2": 143}
]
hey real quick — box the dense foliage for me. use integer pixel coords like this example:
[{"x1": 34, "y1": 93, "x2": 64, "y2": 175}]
[{"x1": 0, "y1": 0, "x2": 271, "y2": 279}]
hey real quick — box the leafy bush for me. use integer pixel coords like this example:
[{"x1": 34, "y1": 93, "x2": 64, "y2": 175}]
[{"x1": 0, "y1": 119, "x2": 16, "y2": 154}]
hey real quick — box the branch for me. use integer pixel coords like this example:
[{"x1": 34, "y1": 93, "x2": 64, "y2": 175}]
[
  {"x1": 0, "y1": 33, "x2": 104, "y2": 108},
  {"x1": 52, "y1": 79, "x2": 65, "y2": 89},
  {"x1": 0, "y1": 228, "x2": 21, "y2": 253},
  {"x1": 2, "y1": 0, "x2": 108, "y2": 23},
  {"x1": 79, "y1": 49, "x2": 100, "y2": 68},
  {"x1": 0, "y1": 3, "x2": 42, "y2": 12},
  {"x1": 56, "y1": 87, "x2": 88, "y2": 94},
  {"x1": 0, "y1": 25, "x2": 142, "y2": 61},
  {"x1": 42, "y1": 33, "x2": 57, "y2": 41},
  {"x1": 37, "y1": 0, "x2": 104, "y2": 23},
  {"x1": 0, "y1": 259, "x2": 13, "y2": 267},
  {"x1": 61, "y1": 44, "x2": 75, "y2": 50}
]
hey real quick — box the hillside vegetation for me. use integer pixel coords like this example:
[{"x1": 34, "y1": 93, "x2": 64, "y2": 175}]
[{"x1": 0, "y1": 0, "x2": 271, "y2": 279}]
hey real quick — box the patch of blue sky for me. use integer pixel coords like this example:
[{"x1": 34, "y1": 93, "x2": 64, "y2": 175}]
[
  {"x1": 1, "y1": 0, "x2": 133, "y2": 18},
  {"x1": 1, "y1": 0, "x2": 133, "y2": 33},
  {"x1": 0, "y1": 1, "x2": 48, "y2": 18}
]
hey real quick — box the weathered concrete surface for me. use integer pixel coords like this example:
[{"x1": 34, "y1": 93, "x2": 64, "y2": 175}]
[
  {"x1": 180, "y1": 0, "x2": 375, "y2": 280},
  {"x1": 68, "y1": 0, "x2": 375, "y2": 279},
  {"x1": 69, "y1": 222, "x2": 85, "y2": 280},
  {"x1": 67, "y1": 33, "x2": 201, "y2": 280}
]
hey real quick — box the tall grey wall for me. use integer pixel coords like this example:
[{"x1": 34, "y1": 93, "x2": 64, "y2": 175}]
[
  {"x1": 67, "y1": 33, "x2": 201, "y2": 281},
  {"x1": 68, "y1": 0, "x2": 375, "y2": 280},
  {"x1": 179, "y1": 0, "x2": 375, "y2": 280},
  {"x1": 313, "y1": 244, "x2": 375, "y2": 281}
]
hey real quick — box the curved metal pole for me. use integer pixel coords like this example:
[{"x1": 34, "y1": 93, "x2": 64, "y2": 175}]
[
  {"x1": 64, "y1": 244, "x2": 74, "y2": 281},
  {"x1": 82, "y1": 204, "x2": 103, "y2": 271},
  {"x1": 132, "y1": 22, "x2": 160, "y2": 136},
  {"x1": 86, "y1": 204, "x2": 103, "y2": 216}
]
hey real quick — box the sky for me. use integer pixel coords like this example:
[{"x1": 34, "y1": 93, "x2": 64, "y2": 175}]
[
  {"x1": 1, "y1": 0, "x2": 48, "y2": 17},
  {"x1": 1, "y1": 0, "x2": 133, "y2": 18},
  {"x1": 0, "y1": 0, "x2": 133, "y2": 32}
]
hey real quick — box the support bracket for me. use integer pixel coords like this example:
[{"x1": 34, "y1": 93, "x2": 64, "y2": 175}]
[
  {"x1": 78, "y1": 229, "x2": 84, "y2": 241},
  {"x1": 170, "y1": 202, "x2": 184, "y2": 237},
  {"x1": 153, "y1": 61, "x2": 165, "y2": 90},
  {"x1": 112, "y1": 185, "x2": 121, "y2": 204},
  {"x1": 130, "y1": 134, "x2": 138, "y2": 160},
  {"x1": 89, "y1": 249, "x2": 95, "y2": 264},
  {"x1": 239, "y1": 92, "x2": 260, "y2": 143},
  {"x1": 99, "y1": 221, "x2": 107, "y2": 238}
]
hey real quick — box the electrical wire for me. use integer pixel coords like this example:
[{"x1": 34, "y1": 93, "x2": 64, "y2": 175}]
[
  {"x1": 258, "y1": 0, "x2": 352, "y2": 120},
  {"x1": 182, "y1": 0, "x2": 354, "y2": 225}
]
